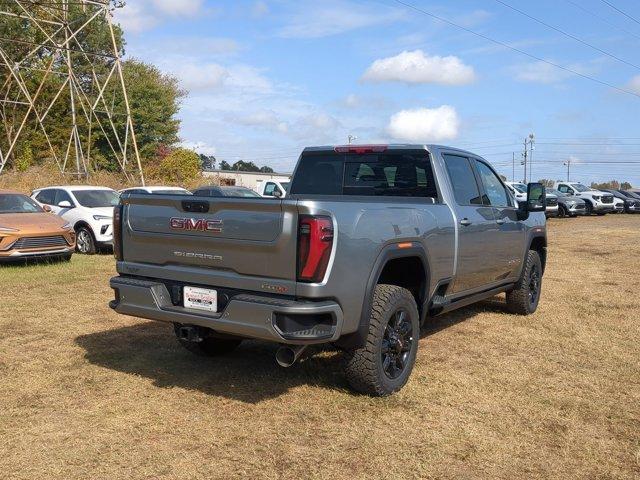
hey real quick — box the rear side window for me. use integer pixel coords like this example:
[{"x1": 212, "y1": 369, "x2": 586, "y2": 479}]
[
  {"x1": 442, "y1": 154, "x2": 482, "y2": 205},
  {"x1": 35, "y1": 189, "x2": 55, "y2": 205},
  {"x1": 290, "y1": 149, "x2": 437, "y2": 198}
]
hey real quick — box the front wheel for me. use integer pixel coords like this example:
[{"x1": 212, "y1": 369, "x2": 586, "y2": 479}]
[
  {"x1": 506, "y1": 250, "x2": 542, "y2": 315},
  {"x1": 344, "y1": 285, "x2": 419, "y2": 396},
  {"x1": 76, "y1": 226, "x2": 96, "y2": 254},
  {"x1": 558, "y1": 205, "x2": 567, "y2": 218},
  {"x1": 584, "y1": 202, "x2": 593, "y2": 215}
]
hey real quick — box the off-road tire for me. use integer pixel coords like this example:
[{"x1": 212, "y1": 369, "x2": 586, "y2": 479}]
[
  {"x1": 506, "y1": 250, "x2": 542, "y2": 315},
  {"x1": 76, "y1": 226, "x2": 96, "y2": 255},
  {"x1": 174, "y1": 325, "x2": 242, "y2": 356},
  {"x1": 344, "y1": 285, "x2": 419, "y2": 396}
]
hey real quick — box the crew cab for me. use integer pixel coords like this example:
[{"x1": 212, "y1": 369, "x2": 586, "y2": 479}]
[
  {"x1": 553, "y1": 182, "x2": 614, "y2": 215},
  {"x1": 109, "y1": 145, "x2": 547, "y2": 396}
]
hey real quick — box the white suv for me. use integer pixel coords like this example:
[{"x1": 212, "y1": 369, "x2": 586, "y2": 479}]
[
  {"x1": 553, "y1": 182, "x2": 614, "y2": 215},
  {"x1": 31, "y1": 186, "x2": 119, "y2": 254}
]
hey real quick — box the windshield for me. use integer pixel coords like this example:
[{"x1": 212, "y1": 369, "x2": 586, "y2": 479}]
[
  {"x1": 571, "y1": 183, "x2": 590, "y2": 192},
  {"x1": 511, "y1": 184, "x2": 527, "y2": 193},
  {"x1": 73, "y1": 189, "x2": 119, "y2": 208},
  {"x1": 0, "y1": 194, "x2": 43, "y2": 214},
  {"x1": 281, "y1": 182, "x2": 290, "y2": 192}
]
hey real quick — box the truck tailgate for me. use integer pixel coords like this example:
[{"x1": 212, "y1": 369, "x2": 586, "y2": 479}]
[{"x1": 120, "y1": 195, "x2": 298, "y2": 286}]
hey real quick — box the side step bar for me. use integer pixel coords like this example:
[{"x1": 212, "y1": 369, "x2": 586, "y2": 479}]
[{"x1": 428, "y1": 283, "x2": 513, "y2": 316}]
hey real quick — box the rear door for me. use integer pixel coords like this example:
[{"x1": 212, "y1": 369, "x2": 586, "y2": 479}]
[
  {"x1": 121, "y1": 194, "x2": 298, "y2": 284},
  {"x1": 442, "y1": 153, "x2": 499, "y2": 293},
  {"x1": 472, "y1": 158, "x2": 524, "y2": 282}
]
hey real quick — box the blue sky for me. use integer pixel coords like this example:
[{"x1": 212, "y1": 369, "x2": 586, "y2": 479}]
[{"x1": 116, "y1": 0, "x2": 640, "y2": 186}]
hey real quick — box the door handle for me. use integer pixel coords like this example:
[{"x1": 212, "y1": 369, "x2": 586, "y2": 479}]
[
  {"x1": 460, "y1": 218, "x2": 472, "y2": 226},
  {"x1": 496, "y1": 219, "x2": 505, "y2": 225}
]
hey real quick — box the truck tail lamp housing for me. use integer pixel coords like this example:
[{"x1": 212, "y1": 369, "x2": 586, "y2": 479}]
[
  {"x1": 113, "y1": 204, "x2": 123, "y2": 261},
  {"x1": 297, "y1": 215, "x2": 333, "y2": 283}
]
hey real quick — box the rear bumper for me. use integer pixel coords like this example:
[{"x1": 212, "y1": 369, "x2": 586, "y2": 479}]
[{"x1": 109, "y1": 276, "x2": 344, "y2": 345}]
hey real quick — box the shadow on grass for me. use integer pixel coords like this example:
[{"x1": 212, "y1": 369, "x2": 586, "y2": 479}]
[
  {"x1": 0, "y1": 254, "x2": 72, "y2": 268},
  {"x1": 75, "y1": 298, "x2": 508, "y2": 403},
  {"x1": 75, "y1": 321, "x2": 347, "y2": 403}
]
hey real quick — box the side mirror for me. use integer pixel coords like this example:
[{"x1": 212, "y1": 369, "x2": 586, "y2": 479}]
[
  {"x1": 42, "y1": 204, "x2": 52, "y2": 213},
  {"x1": 273, "y1": 189, "x2": 283, "y2": 199},
  {"x1": 527, "y1": 183, "x2": 546, "y2": 212},
  {"x1": 58, "y1": 200, "x2": 73, "y2": 208}
]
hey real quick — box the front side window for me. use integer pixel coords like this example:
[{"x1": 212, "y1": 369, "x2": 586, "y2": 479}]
[
  {"x1": 571, "y1": 183, "x2": 590, "y2": 192},
  {"x1": 0, "y1": 194, "x2": 43, "y2": 213},
  {"x1": 72, "y1": 190, "x2": 119, "y2": 208},
  {"x1": 557, "y1": 184, "x2": 571, "y2": 194},
  {"x1": 442, "y1": 154, "x2": 482, "y2": 205},
  {"x1": 474, "y1": 160, "x2": 511, "y2": 207},
  {"x1": 54, "y1": 189, "x2": 74, "y2": 206}
]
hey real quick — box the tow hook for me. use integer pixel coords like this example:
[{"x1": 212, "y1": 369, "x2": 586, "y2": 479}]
[
  {"x1": 176, "y1": 325, "x2": 203, "y2": 343},
  {"x1": 275, "y1": 345, "x2": 308, "y2": 367}
]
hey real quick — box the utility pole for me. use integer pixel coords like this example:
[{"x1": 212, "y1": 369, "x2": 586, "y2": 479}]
[
  {"x1": 528, "y1": 133, "x2": 535, "y2": 182},
  {"x1": 521, "y1": 133, "x2": 535, "y2": 183},
  {"x1": 348, "y1": 134, "x2": 357, "y2": 144},
  {"x1": 564, "y1": 158, "x2": 571, "y2": 181},
  {"x1": 512, "y1": 152, "x2": 515, "y2": 181}
]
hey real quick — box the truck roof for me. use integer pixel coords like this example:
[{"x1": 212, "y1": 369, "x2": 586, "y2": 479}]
[{"x1": 302, "y1": 144, "x2": 481, "y2": 158}]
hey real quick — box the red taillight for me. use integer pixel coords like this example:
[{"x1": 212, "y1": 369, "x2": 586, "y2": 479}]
[
  {"x1": 297, "y1": 215, "x2": 333, "y2": 283},
  {"x1": 113, "y1": 204, "x2": 123, "y2": 261},
  {"x1": 334, "y1": 145, "x2": 387, "y2": 154}
]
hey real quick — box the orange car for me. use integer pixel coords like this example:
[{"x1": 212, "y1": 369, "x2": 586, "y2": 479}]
[{"x1": 0, "y1": 189, "x2": 75, "y2": 262}]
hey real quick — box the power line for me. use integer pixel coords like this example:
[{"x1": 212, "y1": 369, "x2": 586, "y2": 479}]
[
  {"x1": 565, "y1": 0, "x2": 640, "y2": 41},
  {"x1": 600, "y1": 0, "x2": 640, "y2": 26},
  {"x1": 494, "y1": 0, "x2": 640, "y2": 70},
  {"x1": 390, "y1": 0, "x2": 640, "y2": 98}
]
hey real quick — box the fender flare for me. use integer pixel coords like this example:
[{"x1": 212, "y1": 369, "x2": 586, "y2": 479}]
[{"x1": 337, "y1": 243, "x2": 431, "y2": 349}]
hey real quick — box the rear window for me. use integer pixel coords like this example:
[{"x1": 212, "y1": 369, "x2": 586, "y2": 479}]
[{"x1": 290, "y1": 149, "x2": 438, "y2": 198}]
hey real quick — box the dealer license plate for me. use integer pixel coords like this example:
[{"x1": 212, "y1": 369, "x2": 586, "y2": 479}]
[{"x1": 183, "y1": 286, "x2": 218, "y2": 312}]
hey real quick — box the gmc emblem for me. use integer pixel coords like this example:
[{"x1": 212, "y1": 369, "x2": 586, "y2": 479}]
[{"x1": 170, "y1": 217, "x2": 223, "y2": 233}]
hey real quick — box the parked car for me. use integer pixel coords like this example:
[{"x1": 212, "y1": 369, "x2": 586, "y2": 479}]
[
  {"x1": 547, "y1": 188, "x2": 586, "y2": 217},
  {"x1": 545, "y1": 192, "x2": 559, "y2": 218},
  {"x1": 192, "y1": 186, "x2": 262, "y2": 198},
  {"x1": 505, "y1": 181, "x2": 527, "y2": 207},
  {"x1": 553, "y1": 182, "x2": 614, "y2": 215},
  {"x1": 602, "y1": 189, "x2": 640, "y2": 213},
  {"x1": 31, "y1": 186, "x2": 119, "y2": 254},
  {"x1": 119, "y1": 186, "x2": 192, "y2": 195},
  {"x1": 109, "y1": 144, "x2": 548, "y2": 396},
  {"x1": 622, "y1": 190, "x2": 640, "y2": 203},
  {"x1": 256, "y1": 179, "x2": 290, "y2": 198},
  {"x1": 0, "y1": 190, "x2": 75, "y2": 262}
]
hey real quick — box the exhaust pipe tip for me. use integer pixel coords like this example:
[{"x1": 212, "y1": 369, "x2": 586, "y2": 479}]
[{"x1": 275, "y1": 345, "x2": 307, "y2": 368}]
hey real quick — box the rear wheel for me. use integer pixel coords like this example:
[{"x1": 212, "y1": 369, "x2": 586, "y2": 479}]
[
  {"x1": 76, "y1": 226, "x2": 96, "y2": 255},
  {"x1": 506, "y1": 250, "x2": 542, "y2": 315},
  {"x1": 173, "y1": 324, "x2": 242, "y2": 356},
  {"x1": 344, "y1": 285, "x2": 419, "y2": 396}
]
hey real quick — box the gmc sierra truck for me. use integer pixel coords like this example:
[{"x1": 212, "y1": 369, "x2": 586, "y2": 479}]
[{"x1": 109, "y1": 145, "x2": 548, "y2": 396}]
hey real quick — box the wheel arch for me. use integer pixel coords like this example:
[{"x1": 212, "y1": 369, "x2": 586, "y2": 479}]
[
  {"x1": 336, "y1": 243, "x2": 431, "y2": 349},
  {"x1": 529, "y1": 235, "x2": 547, "y2": 274}
]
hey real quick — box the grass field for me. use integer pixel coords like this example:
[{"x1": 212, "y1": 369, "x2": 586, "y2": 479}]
[{"x1": 1, "y1": 215, "x2": 639, "y2": 479}]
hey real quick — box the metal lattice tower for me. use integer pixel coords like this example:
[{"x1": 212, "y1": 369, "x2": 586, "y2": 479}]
[{"x1": 0, "y1": 0, "x2": 144, "y2": 184}]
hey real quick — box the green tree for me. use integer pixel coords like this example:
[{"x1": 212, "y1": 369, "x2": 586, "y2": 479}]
[
  {"x1": 260, "y1": 165, "x2": 274, "y2": 173},
  {"x1": 219, "y1": 160, "x2": 231, "y2": 170},
  {"x1": 150, "y1": 147, "x2": 200, "y2": 183},
  {"x1": 537, "y1": 179, "x2": 555, "y2": 188}
]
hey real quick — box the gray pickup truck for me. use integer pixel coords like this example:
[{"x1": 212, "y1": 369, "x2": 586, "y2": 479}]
[{"x1": 109, "y1": 145, "x2": 547, "y2": 396}]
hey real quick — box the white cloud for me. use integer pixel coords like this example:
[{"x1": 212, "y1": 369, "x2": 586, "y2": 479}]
[
  {"x1": 233, "y1": 110, "x2": 289, "y2": 134},
  {"x1": 277, "y1": 1, "x2": 404, "y2": 38},
  {"x1": 179, "y1": 141, "x2": 217, "y2": 156},
  {"x1": 628, "y1": 75, "x2": 640, "y2": 94},
  {"x1": 163, "y1": 61, "x2": 273, "y2": 94},
  {"x1": 387, "y1": 106, "x2": 460, "y2": 142},
  {"x1": 512, "y1": 60, "x2": 602, "y2": 85},
  {"x1": 151, "y1": 0, "x2": 203, "y2": 16},
  {"x1": 362, "y1": 50, "x2": 476, "y2": 86},
  {"x1": 114, "y1": 0, "x2": 206, "y2": 33}
]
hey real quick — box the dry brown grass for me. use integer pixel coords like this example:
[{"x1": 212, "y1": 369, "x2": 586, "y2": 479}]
[
  {"x1": 0, "y1": 215, "x2": 639, "y2": 479},
  {"x1": 0, "y1": 164, "x2": 216, "y2": 194}
]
